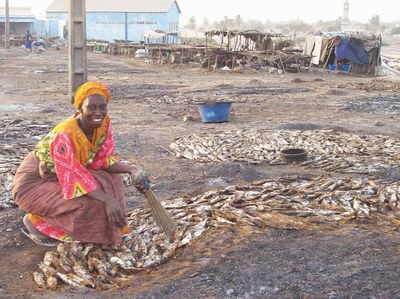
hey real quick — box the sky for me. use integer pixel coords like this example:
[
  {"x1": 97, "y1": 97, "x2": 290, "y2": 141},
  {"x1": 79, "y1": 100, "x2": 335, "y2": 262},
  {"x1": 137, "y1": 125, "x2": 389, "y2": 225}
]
[{"x1": 5, "y1": 0, "x2": 400, "y2": 24}]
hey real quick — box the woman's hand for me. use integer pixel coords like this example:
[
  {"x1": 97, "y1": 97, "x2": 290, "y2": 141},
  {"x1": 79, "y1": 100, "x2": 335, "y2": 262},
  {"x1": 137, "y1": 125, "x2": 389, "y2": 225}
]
[
  {"x1": 104, "y1": 198, "x2": 127, "y2": 228},
  {"x1": 130, "y1": 167, "x2": 151, "y2": 193},
  {"x1": 87, "y1": 189, "x2": 126, "y2": 228},
  {"x1": 104, "y1": 162, "x2": 151, "y2": 193}
]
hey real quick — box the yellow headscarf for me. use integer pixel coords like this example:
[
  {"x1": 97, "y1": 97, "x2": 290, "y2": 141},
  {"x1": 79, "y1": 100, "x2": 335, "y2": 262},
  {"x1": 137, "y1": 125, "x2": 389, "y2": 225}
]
[{"x1": 74, "y1": 81, "x2": 110, "y2": 109}]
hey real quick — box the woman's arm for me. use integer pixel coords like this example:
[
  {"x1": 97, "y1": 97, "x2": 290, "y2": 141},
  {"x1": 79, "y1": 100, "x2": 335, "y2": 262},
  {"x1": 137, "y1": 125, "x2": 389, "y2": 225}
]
[
  {"x1": 86, "y1": 188, "x2": 126, "y2": 228},
  {"x1": 106, "y1": 162, "x2": 150, "y2": 193},
  {"x1": 105, "y1": 162, "x2": 138, "y2": 175}
]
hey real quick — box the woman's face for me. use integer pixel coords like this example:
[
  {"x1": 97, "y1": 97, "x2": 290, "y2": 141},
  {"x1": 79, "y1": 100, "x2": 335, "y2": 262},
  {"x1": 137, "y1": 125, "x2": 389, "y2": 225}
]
[{"x1": 79, "y1": 94, "x2": 108, "y2": 129}]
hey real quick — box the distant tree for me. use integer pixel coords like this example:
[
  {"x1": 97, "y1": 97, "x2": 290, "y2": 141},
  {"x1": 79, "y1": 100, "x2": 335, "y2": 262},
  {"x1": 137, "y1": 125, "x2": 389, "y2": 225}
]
[
  {"x1": 368, "y1": 15, "x2": 382, "y2": 34},
  {"x1": 198, "y1": 18, "x2": 211, "y2": 31},
  {"x1": 184, "y1": 16, "x2": 197, "y2": 30},
  {"x1": 234, "y1": 15, "x2": 243, "y2": 29},
  {"x1": 216, "y1": 16, "x2": 235, "y2": 29},
  {"x1": 263, "y1": 19, "x2": 274, "y2": 31},
  {"x1": 240, "y1": 19, "x2": 263, "y2": 31},
  {"x1": 194, "y1": 15, "x2": 365, "y2": 35},
  {"x1": 311, "y1": 20, "x2": 325, "y2": 33},
  {"x1": 392, "y1": 25, "x2": 400, "y2": 35},
  {"x1": 324, "y1": 19, "x2": 342, "y2": 32},
  {"x1": 278, "y1": 19, "x2": 312, "y2": 35},
  {"x1": 212, "y1": 20, "x2": 218, "y2": 29},
  {"x1": 380, "y1": 24, "x2": 387, "y2": 34}
]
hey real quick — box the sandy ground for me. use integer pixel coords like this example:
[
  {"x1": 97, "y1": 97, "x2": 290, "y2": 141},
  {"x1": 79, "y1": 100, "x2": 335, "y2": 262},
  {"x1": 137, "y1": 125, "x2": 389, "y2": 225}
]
[{"x1": 0, "y1": 45, "x2": 400, "y2": 298}]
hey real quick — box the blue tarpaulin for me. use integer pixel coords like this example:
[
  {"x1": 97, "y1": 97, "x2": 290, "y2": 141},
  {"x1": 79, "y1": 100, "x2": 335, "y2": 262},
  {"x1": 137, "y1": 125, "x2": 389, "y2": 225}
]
[
  {"x1": 335, "y1": 38, "x2": 348, "y2": 61},
  {"x1": 346, "y1": 40, "x2": 369, "y2": 65}
]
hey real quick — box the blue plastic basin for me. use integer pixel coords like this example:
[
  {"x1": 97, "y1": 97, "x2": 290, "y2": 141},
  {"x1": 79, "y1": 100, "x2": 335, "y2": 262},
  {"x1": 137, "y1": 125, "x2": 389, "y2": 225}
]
[
  {"x1": 342, "y1": 64, "x2": 350, "y2": 71},
  {"x1": 199, "y1": 102, "x2": 232, "y2": 123}
]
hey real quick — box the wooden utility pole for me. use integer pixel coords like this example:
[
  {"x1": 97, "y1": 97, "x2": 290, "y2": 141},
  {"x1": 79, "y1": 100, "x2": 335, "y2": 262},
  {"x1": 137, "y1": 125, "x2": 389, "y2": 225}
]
[
  {"x1": 4, "y1": 0, "x2": 10, "y2": 49},
  {"x1": 68, "y1": 0, "x2": 87, "y2": 103}
]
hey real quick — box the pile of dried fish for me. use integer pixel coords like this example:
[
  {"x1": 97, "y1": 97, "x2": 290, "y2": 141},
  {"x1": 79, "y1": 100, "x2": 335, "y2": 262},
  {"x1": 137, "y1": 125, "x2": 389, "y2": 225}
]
[
  {"x1": 169, "y1": 129, "x2": 400, "y2": 174},
  {"x1": 0, "y1": 119, "x2": 53, "y2": 209},
  {"x1": 34, "y1": 174, "x2": 399, "y2": 289}
]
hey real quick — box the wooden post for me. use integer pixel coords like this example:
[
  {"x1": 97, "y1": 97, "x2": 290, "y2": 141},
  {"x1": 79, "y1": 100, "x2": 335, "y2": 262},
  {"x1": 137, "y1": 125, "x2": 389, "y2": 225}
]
[
  {"x1": 375, "y1": 34, "x2": 382, "y2": 76},
  {"x1": 323, "y1": 39, "x2": 335, "y2": 70},
  {"x1": 295, "y1": 56, "x2": 300, "y2": 73},
  {"x1": 227, "y1": 30, "x2": 230, "y2": 50},
  {"x1": 323, "y1": 46, "x2": 334, "y2": 69},
  {"x1": 279, "y1": 56, "x2": 285, "y2": 73},
  {"x1": 214, "y1": 55, "x2": 219, "y2": 72},
  {"x1": 4, "y1": 0, "x2": 10, "y2": 49},
  {"x1": 68, "y1": 0, "x2": 87, "y2": 104},
  {"x1": 234, "y1": 35, "x2": 238, "y2": 51}
]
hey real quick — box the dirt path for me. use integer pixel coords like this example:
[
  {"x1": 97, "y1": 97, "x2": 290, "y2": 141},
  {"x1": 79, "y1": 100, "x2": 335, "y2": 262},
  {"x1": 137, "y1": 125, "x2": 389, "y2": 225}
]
[{"x1": 0, "y1": 46, "x2": 400, "y2": 298}]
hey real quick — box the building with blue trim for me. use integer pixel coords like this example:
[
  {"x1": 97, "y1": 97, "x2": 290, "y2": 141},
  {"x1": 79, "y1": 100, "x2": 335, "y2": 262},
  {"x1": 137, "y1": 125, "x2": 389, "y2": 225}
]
[
  {"x1": 46, "y1": 0, "x2": 181, "y2": 43},
  {"x1": 0, "y1": 7, "x2": 36, "y2": 35}
]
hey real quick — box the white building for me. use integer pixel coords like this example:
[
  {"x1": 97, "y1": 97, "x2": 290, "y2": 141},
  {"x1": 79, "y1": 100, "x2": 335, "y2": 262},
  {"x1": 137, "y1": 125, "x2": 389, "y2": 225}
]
[{"x1": 46, "y1": 0, "x2": 181, "y2": 43}]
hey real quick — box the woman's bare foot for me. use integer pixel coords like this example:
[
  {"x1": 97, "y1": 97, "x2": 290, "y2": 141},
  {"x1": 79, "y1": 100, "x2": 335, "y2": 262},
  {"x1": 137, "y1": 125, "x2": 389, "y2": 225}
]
[
  {"x1": 23, "y1": 214, "x2": 43, "y2": 235},
  {"x1": 22, "y1": 214, "x2": 58, "y2": 247}
]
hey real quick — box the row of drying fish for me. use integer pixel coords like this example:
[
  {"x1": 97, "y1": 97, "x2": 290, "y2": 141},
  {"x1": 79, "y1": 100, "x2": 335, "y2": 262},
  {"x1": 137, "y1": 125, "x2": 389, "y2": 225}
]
[
  {"x1": 146, "y1": 94, "x2": 254, "y2": 105},
  {"x1": 0, "y1": 146, "x2": 35, "y2": 209},
  {"x1": 169, "y1": 129, "x2": 400, "y2": 174},
  {"x1": 0, "y1": 119, "x2": 53, "y2": 144},
  {"x1": 0, "y1": 119, "x2": 53, "y2": 209},
  {"x1": 145, "y1": 86, "x2": 307, "y2": 105},
  {"x1": 34, "y1": 174, "x2": 400, "y2": 289}
]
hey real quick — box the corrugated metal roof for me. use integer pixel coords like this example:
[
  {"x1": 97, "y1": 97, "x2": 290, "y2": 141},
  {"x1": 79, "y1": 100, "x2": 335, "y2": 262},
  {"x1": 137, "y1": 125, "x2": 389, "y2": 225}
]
[
  {"x1": 0, "y1": 7, "x2": 35, "y2": 17},
  {"x1": 46, "y1": 0, "x2": 180, "y2": 13}
]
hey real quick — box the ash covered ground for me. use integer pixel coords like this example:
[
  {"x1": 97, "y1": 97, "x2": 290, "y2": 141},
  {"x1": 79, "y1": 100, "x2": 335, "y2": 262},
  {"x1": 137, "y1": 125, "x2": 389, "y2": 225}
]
[{"x1": 0, "y1": 46, "x2": 400, "y2": 299}]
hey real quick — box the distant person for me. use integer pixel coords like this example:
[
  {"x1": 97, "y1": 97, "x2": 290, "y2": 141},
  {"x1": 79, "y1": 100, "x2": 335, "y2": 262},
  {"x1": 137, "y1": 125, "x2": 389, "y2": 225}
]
[
  {"x1": 12, "y1": 81, "x2": 151, "y2": 247},
  {"x1": 333, "y1": 36, "x2": 349, "y2": 70},
  {"x1": 25, "y1": 30, "x2": 32, "y2": 52},
  {"x1": 32, "y1": 37, "x2": 46, "y2": 53}
]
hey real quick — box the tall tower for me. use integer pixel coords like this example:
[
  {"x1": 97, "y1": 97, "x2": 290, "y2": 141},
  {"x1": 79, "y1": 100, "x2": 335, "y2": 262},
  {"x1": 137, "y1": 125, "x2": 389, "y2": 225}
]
[{"x1": 343, "y1": 0, "x2": 350, "y2": 23}]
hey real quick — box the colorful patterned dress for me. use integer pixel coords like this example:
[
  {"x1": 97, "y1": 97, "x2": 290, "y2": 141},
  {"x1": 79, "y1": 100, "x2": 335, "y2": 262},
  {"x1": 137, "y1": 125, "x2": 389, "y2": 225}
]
[{"x1": 21, "y1": 114, "x2": 130, "y2": 243}]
